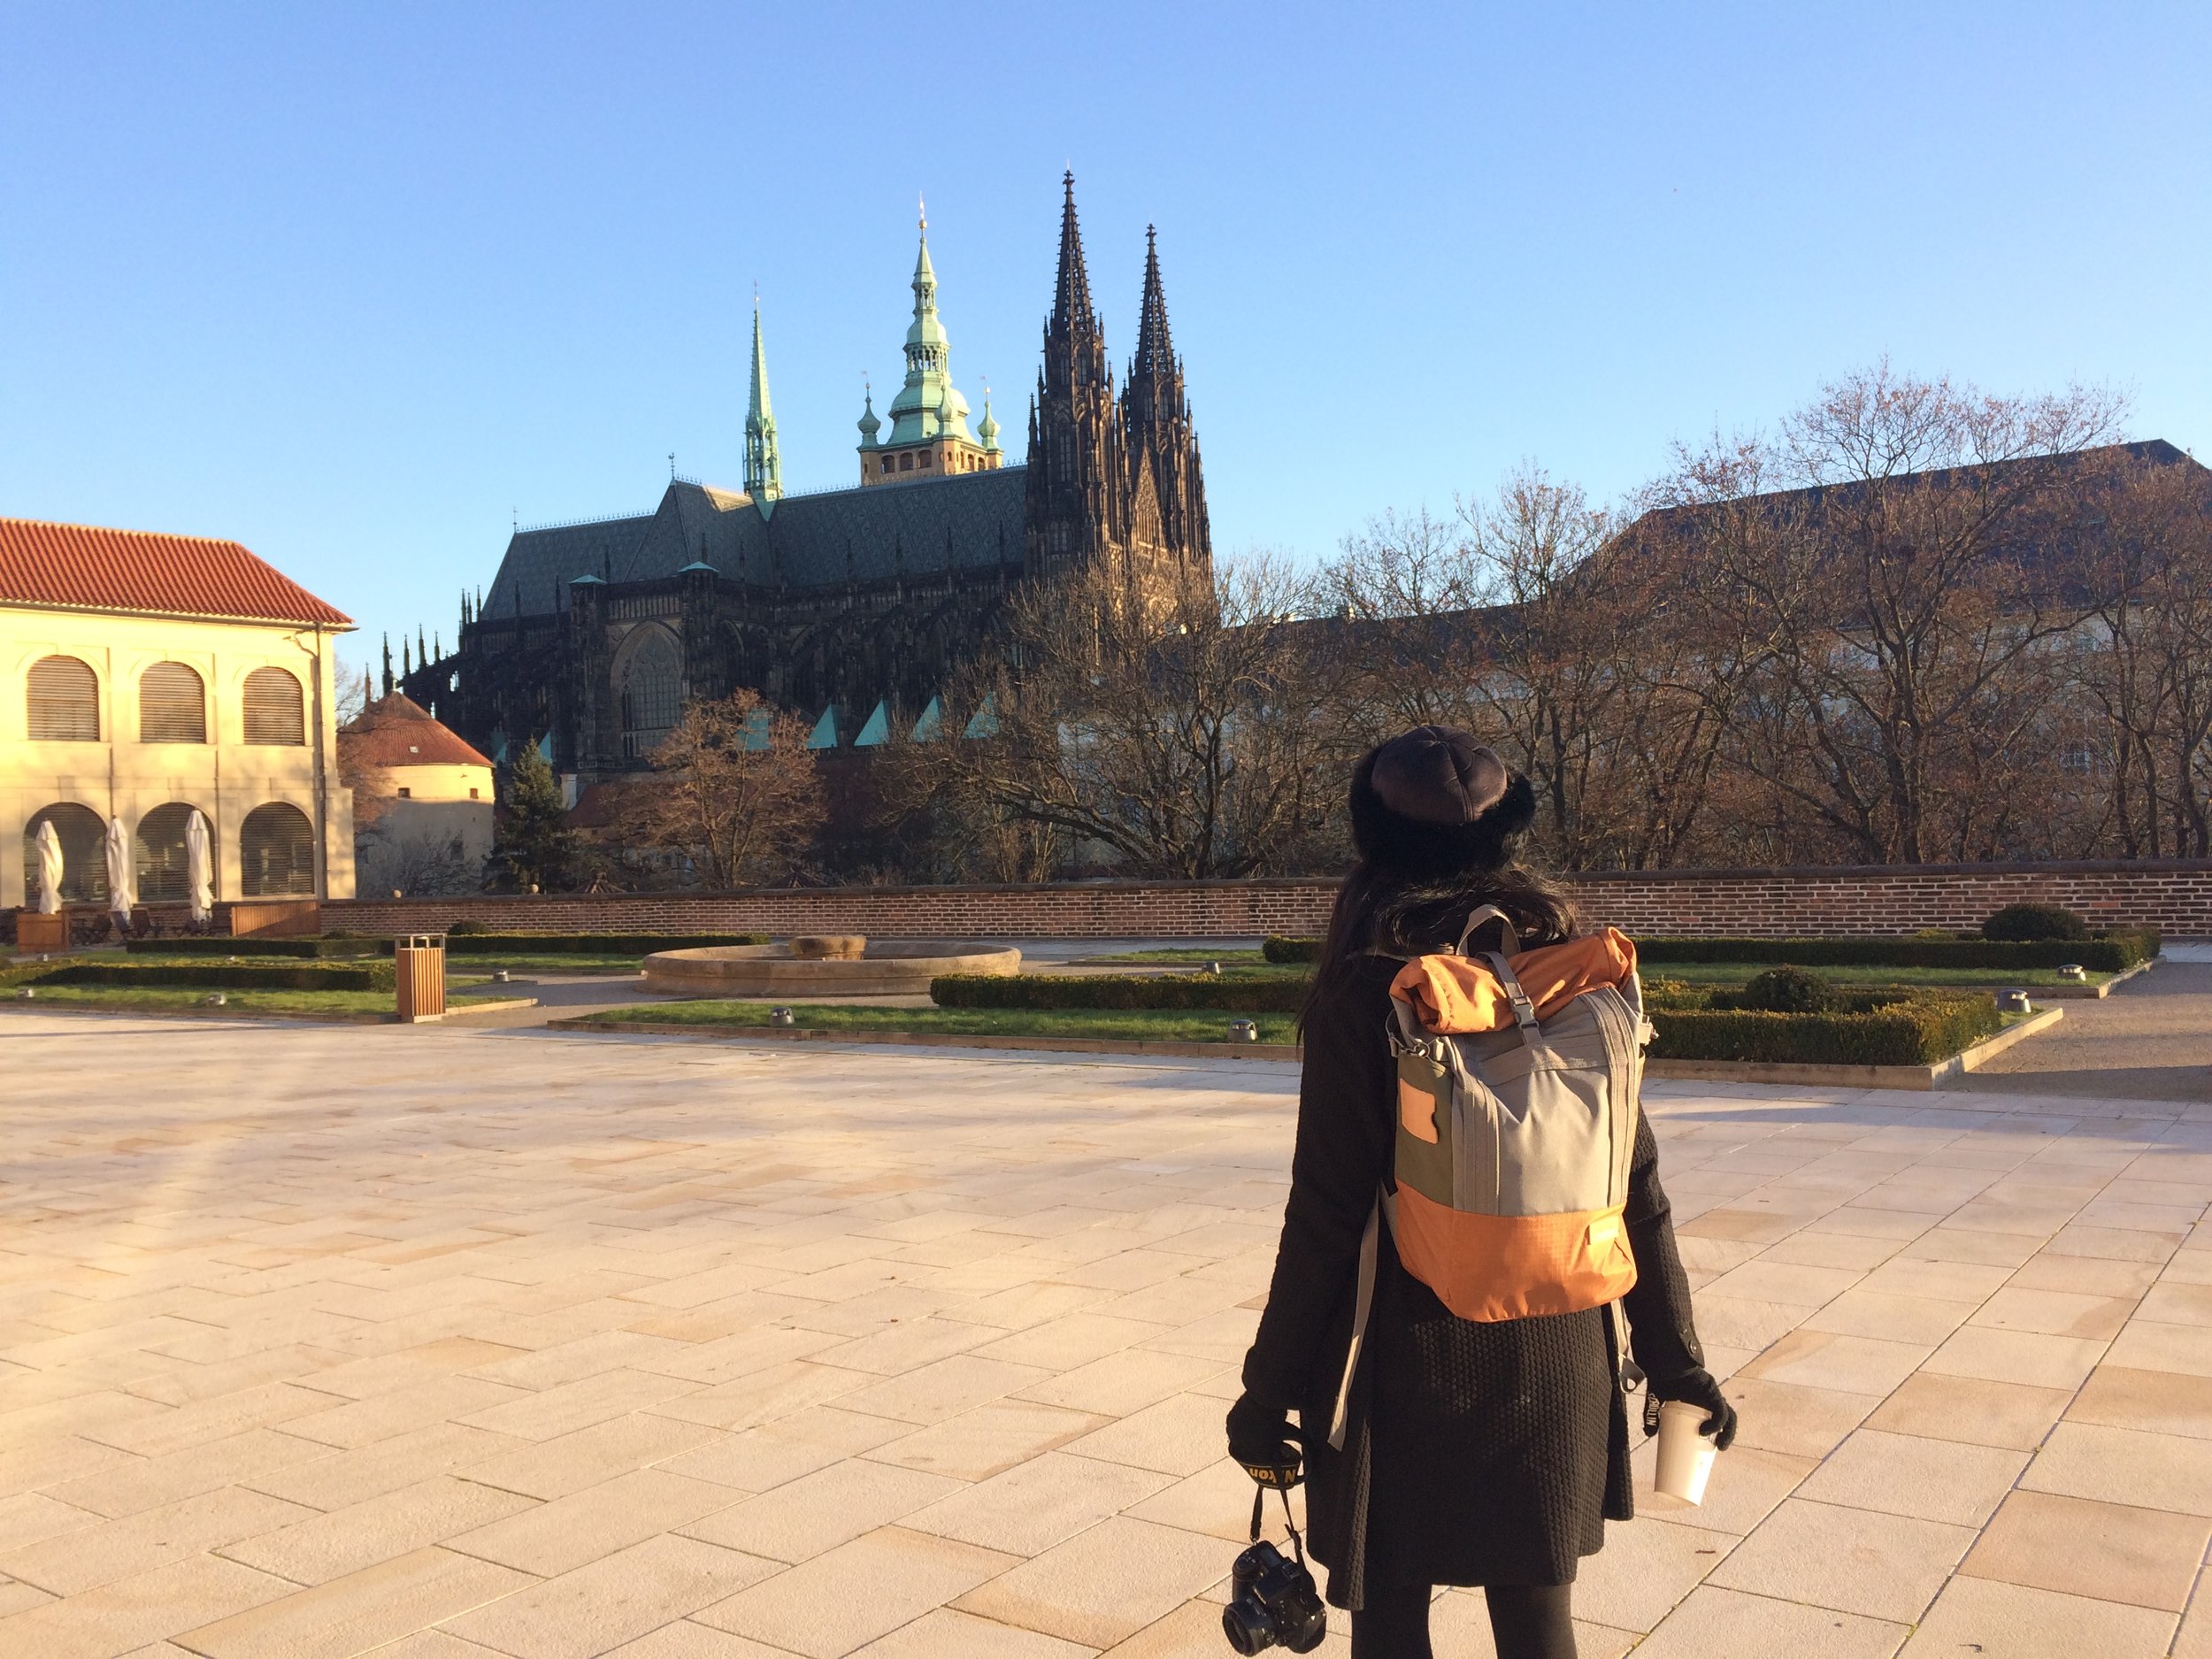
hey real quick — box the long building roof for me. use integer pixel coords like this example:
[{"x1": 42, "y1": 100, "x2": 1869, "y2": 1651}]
[
  {"x1": 482, "y1": 469, "x2": 1027, "y2": 619},
  {"x1": 0, "y1": 517, "x2": 351, "y2": 627}
]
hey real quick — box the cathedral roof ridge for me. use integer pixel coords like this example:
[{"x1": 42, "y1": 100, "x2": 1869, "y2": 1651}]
[{"x1": 512, "y1": 505, "x2": 657, "y2": 537}]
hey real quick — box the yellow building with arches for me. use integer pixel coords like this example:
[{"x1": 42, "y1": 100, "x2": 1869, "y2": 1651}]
[{"x1": 2, "y1": 517, "x2": 355, "y2": 918}]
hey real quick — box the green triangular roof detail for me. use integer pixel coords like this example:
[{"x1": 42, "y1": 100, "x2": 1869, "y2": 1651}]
[
  {"x1": 910, "y1": 695, "x2": 943, "y2": 741},
  {"x1": 962, "y1": 695, "x2": 998, "y2": 739},
  {"x1": 853, "y1": 701, "x2": 890, "y2": 747},
  {"x1": 805, "y1": 705, "x2": 839, "y2": 749}
]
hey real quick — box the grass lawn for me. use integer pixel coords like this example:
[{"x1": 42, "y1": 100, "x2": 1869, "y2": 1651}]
[
  {"x1": 578, "y1": 1001, "x2": 1300, "y2": 1044},
  {"x1": 436, "y1": 955, "x2": 646, "y2": 975},
  {"x1": 9, "y1": 983, "x2": 519, "y2": 1018},
  {"x1": 1648, "y1": 961, "x2": 2114, "y2": 989}
]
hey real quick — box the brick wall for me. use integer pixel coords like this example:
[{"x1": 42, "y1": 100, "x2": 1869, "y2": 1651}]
[{"x1": 311, "y1": 858, "x2": 2212, "y2": 941}]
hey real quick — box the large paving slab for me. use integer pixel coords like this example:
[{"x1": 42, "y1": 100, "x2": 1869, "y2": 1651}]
[{"x1": 0, "y1": 1012, "x2": 2207, "y2": 1656}]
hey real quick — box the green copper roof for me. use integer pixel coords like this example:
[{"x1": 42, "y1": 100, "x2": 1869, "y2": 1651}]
[
  {"x1": 885, "y1": 209, "x2": 978, "y2": 447},
  {"x1": 853, "y1": 701, "x2": 890, "y2": 747},
  {"x1": 745, "y1": 300, "x2": 782, "y2": 505},
  {"x1": 856, "y1": 384, "x2": 881, "y2": 449},
  {"x1": 975, "y1": 390, "x2": 1000, "y2": 452}
]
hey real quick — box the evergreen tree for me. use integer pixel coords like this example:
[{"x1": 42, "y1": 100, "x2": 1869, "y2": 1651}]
[{"x1": 485, "y1": 741, "x2": 584, "y2": 891}]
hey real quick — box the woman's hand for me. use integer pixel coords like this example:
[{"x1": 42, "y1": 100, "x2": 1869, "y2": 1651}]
[
  {"x1": 1649, "y1": 1368, "x2": 1738, "y2": 1450},
  {"x1": 1226, "y1": 1393, "x2": 1304, "y2": 1485}
]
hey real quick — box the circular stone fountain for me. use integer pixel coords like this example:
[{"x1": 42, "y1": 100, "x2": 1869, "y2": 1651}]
[{"x1": 640, "y1": 936, "x2": 1021, "y2": 997}]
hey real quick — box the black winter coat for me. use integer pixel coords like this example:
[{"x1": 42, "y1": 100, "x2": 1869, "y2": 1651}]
[{"x1": 1240, "y1": 955, "x2": 1708, "y2": 1609}]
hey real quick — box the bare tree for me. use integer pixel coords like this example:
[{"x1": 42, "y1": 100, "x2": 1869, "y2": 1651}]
[
  {"x1": 1659, "y1": 363, "x2": 2127, "y2": 863},
  {"x1": 926, "y1": 555, "x2": 1352, "y2": 879},
  {"x1": 357, "y1": 824, "x2": 479, "y2": 897},
  {"x1": 619, "y1": 689, "x2": 826, "y2": 887},
  {"x1": 2069, "y1": 452, "x2": 2212, "y2": 856}
]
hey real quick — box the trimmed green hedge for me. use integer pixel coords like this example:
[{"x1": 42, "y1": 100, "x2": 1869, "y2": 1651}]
[
  {"x1": 127, "y1": 937, "x2": 376, "y2": 958},
  {"x1": 1633, "y1": 933, "x2": 2158, "y2": 972},
  {"x1": 1650, "y1": 995, "x2": 2001, "y2": 1067},
  {"x1": 1263, "y1": 928, "x2": 2157, "y2": 971},
  {"x1": 932, "y1": 972, "x2": 1306, "y2": 1012},
  {"x1": 411, "y1": 933, "x2": 770, "y2": 956},
  {"x1": 38, "y1": 961, "x2": 394, "y2": 992}
]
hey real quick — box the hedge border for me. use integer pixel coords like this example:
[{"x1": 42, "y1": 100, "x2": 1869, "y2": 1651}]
[
  {"x1": 35, "y1": 961, "x2": 395, "y2": 992},
  {"x1": 932, "y1": 973, "x2": 1304, "y2": 1013},
  {"x1": 129, "y1": 937, "x2": 376, "y2": 959},
  {"x1": 1263, "y1": 931, "x2": 2156, "y2": 971},
  {"x1": 1633, "y1": 933, "x2": 2157, "y2": 972},
  {"x1": 1648, "y1": 995, "x2": 2001, "y2": 1067},
  {"x1": 399, "y1": 933, "x2": 770, "y2": 956}
]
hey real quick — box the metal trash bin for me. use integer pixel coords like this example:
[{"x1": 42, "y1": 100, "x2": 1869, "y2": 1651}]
[{"x1": 395, "y1": 933, "x2": 448, "y2": 1023}]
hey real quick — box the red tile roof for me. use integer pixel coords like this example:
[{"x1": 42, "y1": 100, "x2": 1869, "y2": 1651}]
[
  {"x1": 0, "y1": 517, "x2": 351, "y2": 627},
  {"x1": 340, "y1": 693, "x2": 493, "y2": 770}
]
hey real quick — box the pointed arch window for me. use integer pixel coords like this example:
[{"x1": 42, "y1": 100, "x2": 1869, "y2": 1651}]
[{"x1": 619, "y1": 630, "x2": 682, "y2": 760}]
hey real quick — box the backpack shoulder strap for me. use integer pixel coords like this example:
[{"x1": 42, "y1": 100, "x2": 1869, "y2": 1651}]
[
  {"x1": 1326, "y1": 1189, "x2": 1384, "y2": 1451},
  {"x1": 1455, "y1": 904, "x2": 1521, "y2": 957}
]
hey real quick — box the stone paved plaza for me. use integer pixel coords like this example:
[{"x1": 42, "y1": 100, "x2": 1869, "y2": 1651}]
[{"x1": 1, "y1": 1014, "x2": 2208, "y2": 1658}]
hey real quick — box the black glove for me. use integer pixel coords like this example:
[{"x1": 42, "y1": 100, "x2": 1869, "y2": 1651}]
[
  {"x1": 1226, "y1": 1393, "x2": 1304, "y2": 1486},
  {"x1": 1647, "y1": 1367, "x2": 1738, "y2": 1451}
]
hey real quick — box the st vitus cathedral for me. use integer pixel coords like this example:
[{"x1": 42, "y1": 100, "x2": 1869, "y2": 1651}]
[{"x1": 405, "y1": 175, "x2": 1211, "y2": 782}]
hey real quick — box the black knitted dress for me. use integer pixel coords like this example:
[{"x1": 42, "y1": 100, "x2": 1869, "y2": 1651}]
[{"x1": 1238, "y1": 954, "x2": 1707, "y2": 1609}]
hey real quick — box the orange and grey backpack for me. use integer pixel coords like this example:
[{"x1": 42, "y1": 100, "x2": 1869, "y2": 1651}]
[{"x1": 1328, "y1": 906, "x2": 1655, "y2": 1448}]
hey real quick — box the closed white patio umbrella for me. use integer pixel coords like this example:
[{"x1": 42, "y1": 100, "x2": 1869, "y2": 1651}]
[
  {"x1": 104, "y1": 816, "x2": 134, "y2": 939},
  {"x1": 35, "y1": 820, "x2": 65, "y2": 914},
  {"x1": 186, "y1": 810, "x2": 214, "y2": 926}
]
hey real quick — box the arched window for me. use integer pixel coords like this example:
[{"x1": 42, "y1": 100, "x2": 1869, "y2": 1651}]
[
  {"x1": 134, "y1": 803, "x2": 208, "y2": 902},
  {"x1": 140, "y1": 662, "x2": 207, "y2": 743},
  {"x1": 27, "y1": 656, "x2": 100, "y2": 741},
  {"x1": 619, "y1": 630, "x2": 681, "y2": 761},
  {"x1": 22, "y1": 803, "x2": 108, "y2": 904},
  {"x1": 239, "y1": 803, "x2": 316, "y2": 895},
  {"x1": 242, "y1": 667, "x2": 304, "y2": 745}
]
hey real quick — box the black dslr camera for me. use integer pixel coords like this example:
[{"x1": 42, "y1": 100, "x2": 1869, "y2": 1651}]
[
  {"x1": 1222, "y1": 1459, "x2": 1326, "y2": 1653},
  {"x1": 1221, "y1": 1534, "x2": 1326, "y2": 1653}
]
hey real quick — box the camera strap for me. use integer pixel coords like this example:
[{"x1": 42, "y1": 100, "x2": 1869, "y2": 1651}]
[{"x1": 1248, "y1": 1480, "x2": 1310, "y2": 1569}]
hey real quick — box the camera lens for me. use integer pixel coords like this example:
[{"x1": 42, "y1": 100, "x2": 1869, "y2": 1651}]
[{"x1": 1221, "y1": 1594, "x2": 1277, "y2": 1654}]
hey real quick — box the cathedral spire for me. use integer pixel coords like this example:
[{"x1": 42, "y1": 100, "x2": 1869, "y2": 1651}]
[
  {"x1": 744, "y1": 296, "x2": 782, "y2": 505},
  {"x1": 1119, "y1": 223, "x2": 1210, "y2": 572},
  {"x1": 1052, "y1": 171, "x2": 1095, "y2": 332},
  {"x1": 1131, "y1": 226, "x2": 1175, "y2": 394}
]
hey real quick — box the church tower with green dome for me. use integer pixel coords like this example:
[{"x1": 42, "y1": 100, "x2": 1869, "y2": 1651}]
[{"x1": 859, "y1": 204, "x2": 1004, "y2": 487}]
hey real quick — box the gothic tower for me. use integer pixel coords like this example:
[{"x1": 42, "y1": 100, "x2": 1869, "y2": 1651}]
[
  {"x1": 1120, "y1": 226, "x2": 1212, "y2": 575},
  {"x1": 1025, "y1": 173, "x2": 1125, "y2": 576}
]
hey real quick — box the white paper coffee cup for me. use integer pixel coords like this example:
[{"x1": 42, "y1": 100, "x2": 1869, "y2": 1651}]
[{"x1": 1655, "y1": 1399, "x2": 1719, "y2": 1504}]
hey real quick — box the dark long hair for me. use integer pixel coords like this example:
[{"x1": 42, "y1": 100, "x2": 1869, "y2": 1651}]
[{"x1": 1299, "y1": 858, "x2": 1581, "y2": 1030}]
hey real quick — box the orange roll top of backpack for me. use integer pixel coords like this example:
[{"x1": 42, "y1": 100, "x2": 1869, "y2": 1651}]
[{"x1": 1388, "y1": 926, "x2": 1640, "y2": 1033}]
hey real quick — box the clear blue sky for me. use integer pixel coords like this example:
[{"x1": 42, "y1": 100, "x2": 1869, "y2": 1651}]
[{"x1": 4, "y1": 3, "x2": 2206, "y2": 673}]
